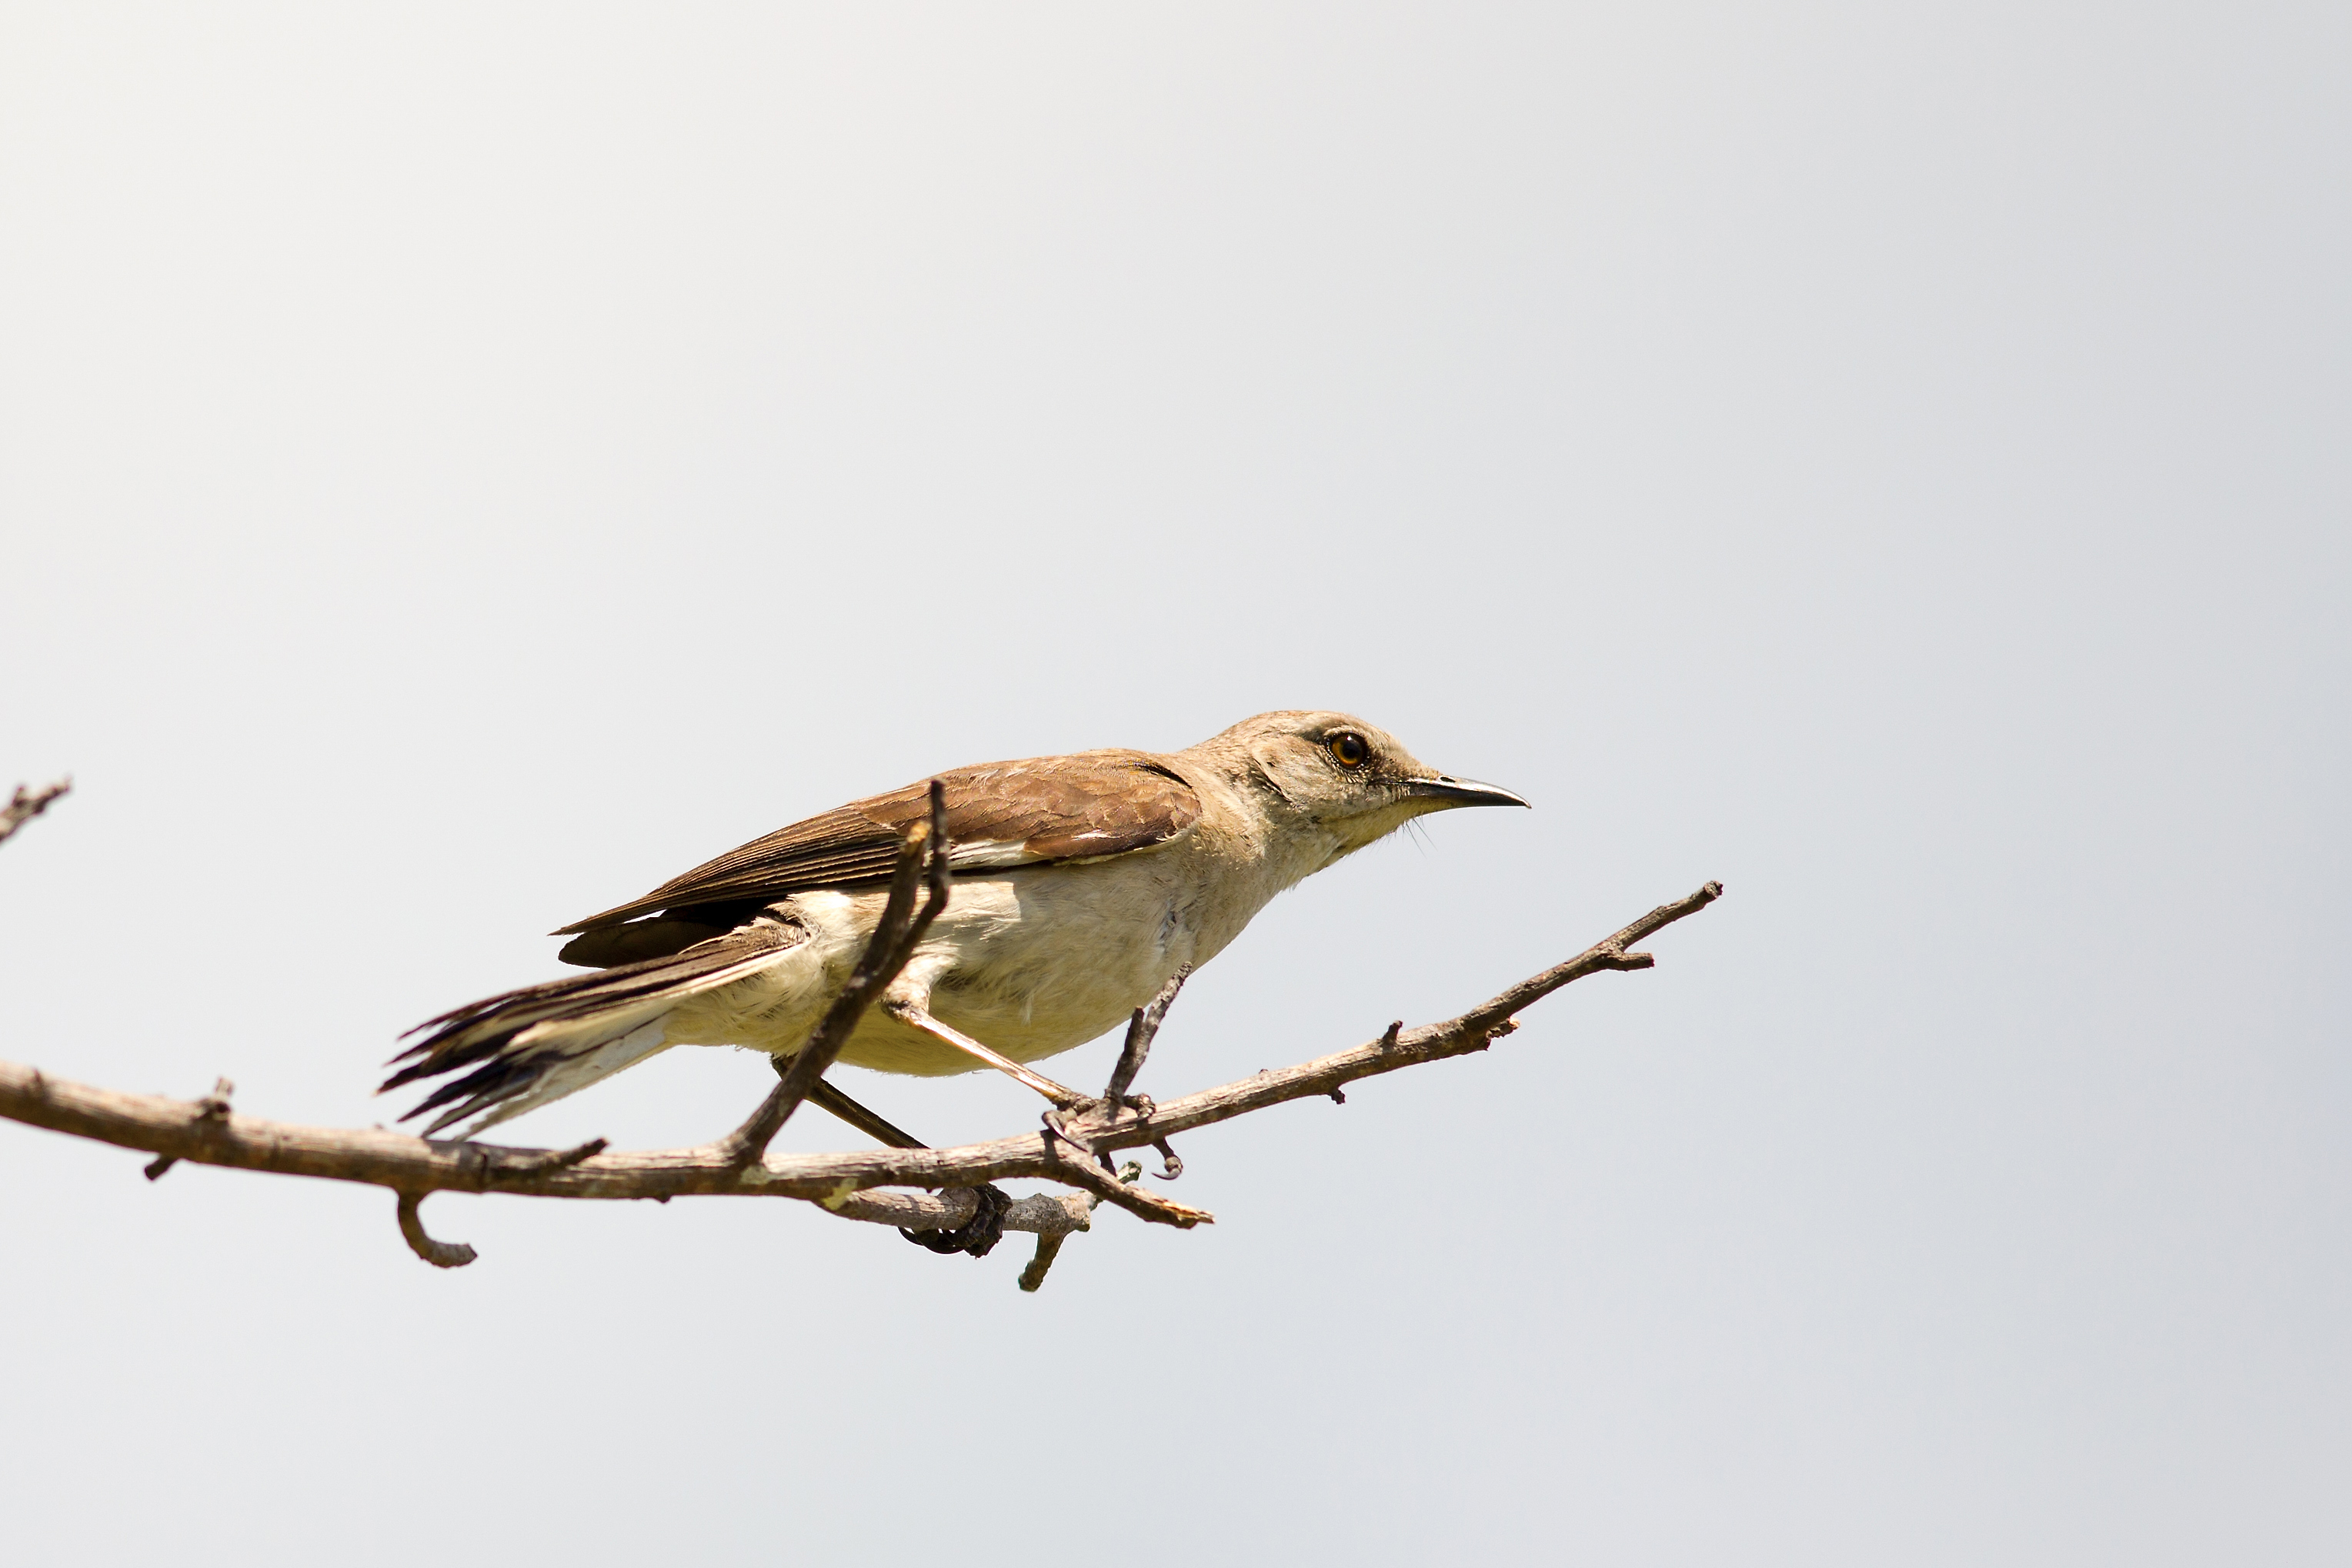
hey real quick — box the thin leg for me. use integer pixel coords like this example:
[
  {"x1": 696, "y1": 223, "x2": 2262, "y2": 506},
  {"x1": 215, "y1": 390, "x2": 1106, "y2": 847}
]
[
  {"x1": 881, "y1": 998, "x2": 1091, "y2": 1110},
  {"x1": 805, "y1": 1075, "x2": 926, "y2": 1150}
]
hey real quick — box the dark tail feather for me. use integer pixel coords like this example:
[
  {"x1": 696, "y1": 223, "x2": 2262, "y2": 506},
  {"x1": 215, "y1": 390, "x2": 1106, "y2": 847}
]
[{"x1": 384, "y1": 918, "x2": 802, "y2": 1136}]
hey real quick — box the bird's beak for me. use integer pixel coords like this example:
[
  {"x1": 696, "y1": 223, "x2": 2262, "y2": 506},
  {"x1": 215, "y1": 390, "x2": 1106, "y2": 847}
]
[{"x1": 1400, "y1": 775, "x2": 1530, "y2": 809}]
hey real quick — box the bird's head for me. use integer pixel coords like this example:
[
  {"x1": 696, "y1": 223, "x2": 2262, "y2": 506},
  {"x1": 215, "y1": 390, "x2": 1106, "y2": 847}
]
[{"x1": 1190, "y1": 709, "x2": 1529, "y2": 854}]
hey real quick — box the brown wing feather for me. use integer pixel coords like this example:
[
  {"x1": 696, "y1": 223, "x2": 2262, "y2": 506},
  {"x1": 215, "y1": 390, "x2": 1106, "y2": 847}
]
[{"x1": 552, "y1": 750, "x2": 1199, "y2": 935}]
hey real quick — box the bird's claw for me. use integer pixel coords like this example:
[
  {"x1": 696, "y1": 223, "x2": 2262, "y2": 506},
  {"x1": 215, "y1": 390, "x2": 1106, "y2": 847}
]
[{"x1": 1041, "y1": 1108, "x2": 1094, "y2": 1156}]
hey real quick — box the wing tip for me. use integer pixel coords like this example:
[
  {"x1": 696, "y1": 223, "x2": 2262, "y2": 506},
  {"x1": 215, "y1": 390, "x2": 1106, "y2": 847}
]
[{"x1": 549, "y1": 913, "x2": 609, "y2": 936}]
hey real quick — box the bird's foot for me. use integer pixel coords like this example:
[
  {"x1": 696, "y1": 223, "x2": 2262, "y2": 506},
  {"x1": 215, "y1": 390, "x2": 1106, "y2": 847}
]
[
  {"x1": 1042, "y1": 1087, "x2": 1160, "y2": 1160},
  {"x1": 1046, "y1": 1089, "x2": 1155, "y2": 1128},
  {"x1": 900, "y1": 1183, "x2": 1012, "y2": 1258},
  {"x1": 1047, "y1": 1109, "x2": 1182, "y2": 1184}
]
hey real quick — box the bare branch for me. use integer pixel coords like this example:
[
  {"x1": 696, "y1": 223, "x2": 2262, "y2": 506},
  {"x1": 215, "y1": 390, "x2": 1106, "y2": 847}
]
[
  {"x1": 0, "y1": 778, "x2": 70, "y2": 849},
  {"x1": 1058, "y1": 880, "x2": 1730, "y2": 1157},
  {"x1": 0, "y1": 881, "x2": 1724, "y2": 1282}
]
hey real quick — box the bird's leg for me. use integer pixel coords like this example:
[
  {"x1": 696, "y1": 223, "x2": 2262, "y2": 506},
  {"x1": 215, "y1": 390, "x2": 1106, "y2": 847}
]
[
  {"x1": 1090, "y1": 966, "x2": 1191, "y2": 1175},
  {"x1": 1103, "y1": 965, "x2": 1190, "y2": 1111},
  {"x1": 805, "y1": 1075, "x2": 926, "y2": 1150},
  {"x1": 879, "y1": 997, "x2": 1093, "y2": 1112}
]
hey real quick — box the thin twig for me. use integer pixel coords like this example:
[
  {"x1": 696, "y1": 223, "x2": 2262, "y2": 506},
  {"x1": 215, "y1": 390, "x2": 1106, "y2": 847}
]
[
  {"x1": 395, "y1": 1192, "x2": 477, "y2": 1268},
  {"x1": 0, "y1": 779, "x2": 71, "y2": 850},
  {"x1": 1017, "y1": 1233, "x2": 1072, "y2": 1292},
  {"x1": 1017, "y1": 1161, "x2": 1139, "y2": 1292}
]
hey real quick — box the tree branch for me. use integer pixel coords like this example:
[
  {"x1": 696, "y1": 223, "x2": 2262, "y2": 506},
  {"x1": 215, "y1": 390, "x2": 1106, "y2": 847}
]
[{"x1": 0, "y1": 880, "x2": 1723, "y2": 1285}]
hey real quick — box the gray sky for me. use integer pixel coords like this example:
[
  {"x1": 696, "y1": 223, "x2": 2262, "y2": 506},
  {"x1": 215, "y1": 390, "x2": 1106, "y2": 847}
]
[{"x1": 2, "y1": 4, "x2": 2345, "y2": 1563}]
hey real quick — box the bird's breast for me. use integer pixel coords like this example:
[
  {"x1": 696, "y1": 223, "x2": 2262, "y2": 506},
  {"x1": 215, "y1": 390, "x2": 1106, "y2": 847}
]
[{"x1": 944, "y1": 866, "x2": 1194, "y2": 1044}]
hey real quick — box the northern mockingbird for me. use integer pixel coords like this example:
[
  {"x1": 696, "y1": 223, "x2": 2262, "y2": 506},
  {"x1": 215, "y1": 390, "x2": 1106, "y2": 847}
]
[{"x1": 384, "y1": 711, "x2": 1525, "y2": 1137}]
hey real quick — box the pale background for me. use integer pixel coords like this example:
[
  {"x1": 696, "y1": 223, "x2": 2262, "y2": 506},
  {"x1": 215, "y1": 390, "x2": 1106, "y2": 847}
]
[{"x1": 2, "y1": 5, "x2": 2345, "y2": 1564}]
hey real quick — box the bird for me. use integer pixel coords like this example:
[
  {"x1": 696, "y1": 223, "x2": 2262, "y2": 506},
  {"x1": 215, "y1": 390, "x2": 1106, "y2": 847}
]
[{"x1": 382, "y1": 710, "x2": 1526, "y2": 1139}]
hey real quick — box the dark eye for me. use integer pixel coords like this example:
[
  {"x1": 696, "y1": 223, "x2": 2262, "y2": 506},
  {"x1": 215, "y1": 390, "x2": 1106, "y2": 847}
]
[{"x1": 1328, "y1": 732, "x2": 1369, "y2": 768}]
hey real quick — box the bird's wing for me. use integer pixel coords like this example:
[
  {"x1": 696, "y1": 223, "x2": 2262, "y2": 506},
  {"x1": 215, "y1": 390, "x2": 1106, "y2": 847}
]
[{"x1": 552, "y1": 750, "x2": 1201, "y2": 935}]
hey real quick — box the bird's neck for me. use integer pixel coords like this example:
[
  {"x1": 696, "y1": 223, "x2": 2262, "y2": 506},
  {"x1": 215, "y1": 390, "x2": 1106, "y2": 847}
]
[{"x1": 1173, "y1": 754, "x2": 1346, "y2": 889}]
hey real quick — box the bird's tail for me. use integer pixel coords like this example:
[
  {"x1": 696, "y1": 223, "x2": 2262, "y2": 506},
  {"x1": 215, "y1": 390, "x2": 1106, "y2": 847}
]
[{"x1": 382, "y1": 918, "x2": 804, "y2": 1138}]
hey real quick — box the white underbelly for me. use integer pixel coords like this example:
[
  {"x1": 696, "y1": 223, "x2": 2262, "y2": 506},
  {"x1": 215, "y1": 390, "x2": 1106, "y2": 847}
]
[{"x1": 839, "y1": 866, "x2": 1195, "y2": 1076}]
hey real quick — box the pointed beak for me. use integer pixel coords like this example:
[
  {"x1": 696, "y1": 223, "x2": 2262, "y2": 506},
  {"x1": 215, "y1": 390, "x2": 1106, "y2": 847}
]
[{"x1": 1400, "y1": 775, "x2": 1530, "y2": 809}]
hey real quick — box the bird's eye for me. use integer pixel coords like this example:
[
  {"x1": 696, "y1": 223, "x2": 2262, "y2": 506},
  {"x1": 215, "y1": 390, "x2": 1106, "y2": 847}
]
[{"x1": 1328, "y1": 732, "x2": 1370, "y2": 768}]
